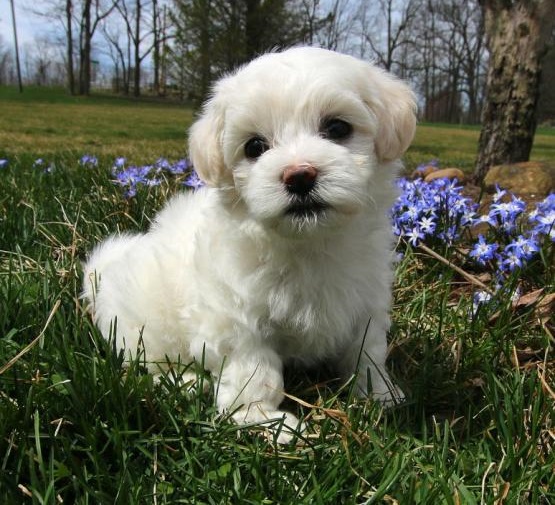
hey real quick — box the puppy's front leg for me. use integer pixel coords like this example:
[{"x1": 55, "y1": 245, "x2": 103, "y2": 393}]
[
  {"x1": 340, "y1": 318, "x2": 404, "y2": 406},
  {"x1": 215, "y1": 346, "x2": 302, "y2": 443}
]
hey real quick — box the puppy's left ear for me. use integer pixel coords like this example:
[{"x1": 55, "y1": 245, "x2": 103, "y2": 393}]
[
  {"x1": 188, "y1": 86, "x2": 232, "y2": 187},
  {"x1": 362, "y1": 65, "x2": 417, "y2": 162}
]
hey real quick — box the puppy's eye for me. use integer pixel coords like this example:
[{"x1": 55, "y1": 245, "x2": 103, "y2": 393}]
[
  {"x1": 320, "y1": 118, "x2": 353, "y2": 141},
  {"x1": 244, "y1": 136, "x2": 269, "y2": 159}
]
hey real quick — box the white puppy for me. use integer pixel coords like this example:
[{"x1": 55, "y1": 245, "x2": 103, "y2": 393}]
[{"x1": 83, "y1": 47, "x2": 416, "y2": 442}]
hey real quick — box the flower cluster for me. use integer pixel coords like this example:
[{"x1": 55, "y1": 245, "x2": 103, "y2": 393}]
[
  {"x1": 392, "y1": 172, "x2": 554, "y2": 288},
  {"x1": 110, "y1": 157, "x2": 203, "y2": 198},
  {"x1": 476, "y1": 187, "x2": 552, "y2": 274},
  {"x1": 32, "y1": 158, "x2": 56, "y2": 173},
  {"x1": 80, "y1": 154, "x2": 98, "y2": 168},
  {"x1": 392, "y1": 176, "x2": 477, "y2": 247},
  {"x1": 3, "y1": 154, "x2": 552, "y2": 287}
]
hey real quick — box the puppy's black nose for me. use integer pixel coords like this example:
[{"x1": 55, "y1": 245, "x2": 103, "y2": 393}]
[{"x1": 283, "y1": 164, "x2": 318, "y2": 195}]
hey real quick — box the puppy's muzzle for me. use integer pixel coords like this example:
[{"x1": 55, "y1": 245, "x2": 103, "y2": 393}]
[{"x1": 282, "y1": 164, "x2": 328, "y2": 218}]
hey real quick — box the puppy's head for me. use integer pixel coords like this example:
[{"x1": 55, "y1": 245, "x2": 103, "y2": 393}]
[{"x1": 189, "y1": 47, "x2": 416, "y2": 233}]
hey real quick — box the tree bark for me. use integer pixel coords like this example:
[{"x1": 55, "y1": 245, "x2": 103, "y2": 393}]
[
  {"x1": 245, "y1": 0, "x2": 263, "y2": 60},
  {"x1": 133, "y1": 0, "x2": 141, "y2": 97},
  {"x1": 152, "y1": 0, "x2": 160, "y2": 95},
  {"x1": 474, "y1": 0, "x2": 555, "y2": 183},
  {"x1": 66, "y1": 0, "x2": 75, "y2": 94},
  {"x1": 9, "y1": 0, "x2": 23, "y2": 92},
  {"x1": 79, "y1": 0, "x2": 92, "y2": 95}
]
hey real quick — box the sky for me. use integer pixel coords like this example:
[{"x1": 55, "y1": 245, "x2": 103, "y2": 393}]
[
  {"x1": 1, "y1": 1, "x2": 154, "y2": 82},
  {"x1": 1, "y1": 1, "x2": 54, "y2": 50}
]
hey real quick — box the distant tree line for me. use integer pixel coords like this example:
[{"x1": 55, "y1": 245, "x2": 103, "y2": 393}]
[
  {"x1": 2, "y1": 0, "x2": 554, "y2": 126},
  {"x1": 167, "y1": 0, "x2": 491, "y2": 121},
  {"x1": 2, "y1": 0, "x2": 554, "y2": 180}
]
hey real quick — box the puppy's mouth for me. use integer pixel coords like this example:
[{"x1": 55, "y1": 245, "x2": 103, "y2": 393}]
[{"x1": 284, "y1": 197, "x2": 330, "y2": 220}]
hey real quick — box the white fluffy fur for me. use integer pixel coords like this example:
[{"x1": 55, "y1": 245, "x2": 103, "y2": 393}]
[{"x1": 82, "y1": 47, "x2": 417, "y2": 442}]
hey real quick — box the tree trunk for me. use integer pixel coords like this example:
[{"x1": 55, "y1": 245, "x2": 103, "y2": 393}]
[
  {"x1": 474, "y1": 0, "x2": 555, "y2": 183},
  {"x1": 66, "y1": 0, "x2": 75, "y2": 94},
  {"x1": 152, "y1": 0, "x2": 160, "y2": 95},
  {"x1": 9, "y1": 0, "x2": 23, "y2": 93},
  {"x1": 79, "y1": 0, "x2": 92, "y2": 95},
  {"x1": 133, "y1": 0, "x2": 141, "y2": 97},
  {"x1": 198, "y1": 0, "x2": 212, "y2": 102},
  {"x1": 245, "y1": 0, "x2": 262, "y2": 60}
]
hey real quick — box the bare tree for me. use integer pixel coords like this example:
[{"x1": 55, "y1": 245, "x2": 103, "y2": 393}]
[
  {"x1": 66, "y1": 0, "x2": 75, "y2": 93},
  {"x1": 474, "y1": 0, "x2": 555, "y2": 182},
  {"x1": 23, "y1": 37, "x2": 66, "y2": 85},
  {"x1": 101, "y1": 14, "x2": 132, "y2": 93},
  {"x1": 113, "y1": 0, "x2": 160, "y2": 96},
  {"x1": 312, "y1": 0, "x2": 356, "y2": 51},
  {"x1": 359, "y1": 0, "x2": 420, "y2": 72},
  {"x1": 9, "y1": 0, "x2": 23, "y2": 92},
  {"x1": 152, "y1": 0, "x2": 161, "y2": 94},
  {"x1": 0, "y1": 36, "x2": 16, "y2": 85},
  {"x1": 169, "y1": 0, "x2": 313, "y2": 104},
  {"x1": 32, "y1": 0, "x2": 118, "y2": 94},
  {"x1": 430, "y1": 0, "x2": 486, "y2": 123},
  {"x1": 142, "y1": 0, "x2": 171, "y2": 95},
  {"x1": 443, "y1": 1, "x2": 485, "y2": 123},
  {"x1": 78, "y1": 0, "x2": 118, "y2": 95}
]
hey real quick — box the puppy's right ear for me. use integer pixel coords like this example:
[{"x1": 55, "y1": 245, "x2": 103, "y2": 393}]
[
  {"x1": 188, "y1": 92, "x2": 232, "y2": 187},
  {"x1": 359, "y1": 64, "x2": 417, "y2": 163}
]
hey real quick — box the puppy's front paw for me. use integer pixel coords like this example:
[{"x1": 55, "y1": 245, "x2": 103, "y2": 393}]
[
  {"x1": 232, "y1": 405, "x2": 305, "y2": 444},
  {"x1": 153, "y1": 367, "x2": 210, "y2": 395},
  {"x1": 354, "y1": 374, "x2": 406, "y2": 407},
  {"x1": 372, "y1": 384, "x2": 405, "y2": 407}
]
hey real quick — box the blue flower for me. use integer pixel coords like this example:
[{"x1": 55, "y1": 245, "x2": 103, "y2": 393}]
[
  {"x1": 401, "y1": 204, "x2": 420, "y2": 223},
  {"x1": 505, "y1": 235, "x2": 539, "y2": 261},
  {"x1": 169, "y1": 159, "x2": 192, "y2": 175},
  {"x1": 393, "y1": 171, "x2": 553, "y2": 287},
  {"x1": 183, "y1": 169, "x2": 205, "y2": 190},
  {"x1": 529, "y1": 196, "x2": 555, "y2": 239},
  {"x1": 0, "y1": 159, "x2": 8, "y2": 169},
  {"x1": 80, "y1": 154, "x2": 98, "y2": 167},
  {"x1": 471, "y1": 290, "x2": 494, "y2": 316},
  {"x1": 113, "y1": 157, "x2": 126, "y2": 169},
  {"x1": 489, "y1": 197, "x2": 525, "y2": 222},
  {"x1": 145, "y1": 177, "x2": 162, "y2": 187},
  {"x1": 114, "y1": 165, "x2": 151, "y2": 187},
  {"x1": 492, "y1": 185, "x2": 507, "y2": 203},
  {"x1": 125, "y1": 187, "x2": 137, "y2": 199},
  {"x1": 474, "y1": 213, "x2": 496, "y2": 227},
  {"x1": 469, "y1": 235, "x2": 498, "y2": 265},
  {"x1": 391, "y1": 176, "x2": 475, "y2": 247},
  {"x1": 405, "y1": 227, "x2": 424, "y2": 247},
  {"x1": 418, "y1": 215, "x2": 436, "y2": 235},
  {"x1": 155, "y1": 157, "x2": 171, "y2": 172},
  {"x1": 501, "y1": 250, "x2": 523, "y2": 272},
  {"x1": 438, "y1": 225, "x2": 460, "y2": 246}
]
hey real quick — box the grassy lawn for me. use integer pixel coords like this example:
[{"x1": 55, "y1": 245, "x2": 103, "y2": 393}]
[
  {"x1": 2, "y1": 86, "x2": 554, "y2": 171},
  {"x1": 0, "y1": 87, "x2": 554, "y2": 503},
  {"x1": 0, "y1": 86, "x2": 192, "y2": 164},
  {"x1": 407, "y1": 123, "x2": 555, "y2": 172}
]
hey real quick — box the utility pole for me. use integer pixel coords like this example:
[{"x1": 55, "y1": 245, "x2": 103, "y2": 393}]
[{"x1": 9, "y1": 0, "x2": 23, "y2": 92}]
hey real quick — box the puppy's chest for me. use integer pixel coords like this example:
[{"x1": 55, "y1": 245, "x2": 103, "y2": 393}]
[{"x1": 261, "y1": 263, "x2": 369, "y2": 357}]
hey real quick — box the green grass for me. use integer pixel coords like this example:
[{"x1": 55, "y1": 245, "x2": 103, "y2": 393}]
[
  {"x1": 406, "y1": 123, "x2": 555, "y2": 172},
  {"x1": 0, "y1": 86, "x2": 192, "y2": 164},
  {"x1": 0, "y1": 87, "x2": 554, "y2": 503}
]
